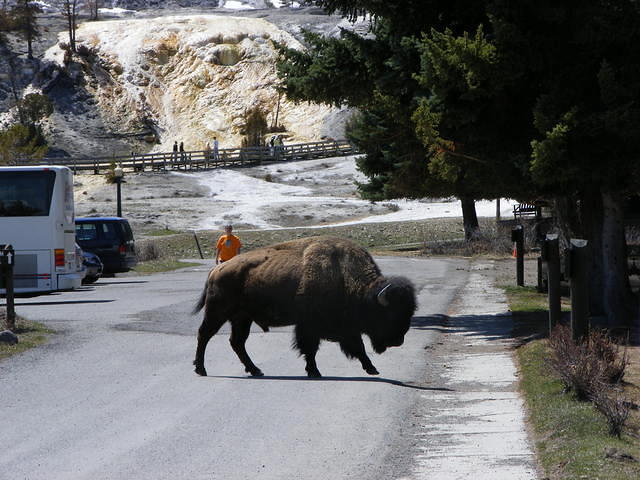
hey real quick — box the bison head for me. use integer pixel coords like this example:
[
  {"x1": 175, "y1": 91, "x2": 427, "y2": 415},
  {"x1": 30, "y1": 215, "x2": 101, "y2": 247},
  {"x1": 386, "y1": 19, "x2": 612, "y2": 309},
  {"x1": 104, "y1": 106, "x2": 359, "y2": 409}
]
[{"x1": 369, "y1": 276, "x2": 417, "y2": 354}]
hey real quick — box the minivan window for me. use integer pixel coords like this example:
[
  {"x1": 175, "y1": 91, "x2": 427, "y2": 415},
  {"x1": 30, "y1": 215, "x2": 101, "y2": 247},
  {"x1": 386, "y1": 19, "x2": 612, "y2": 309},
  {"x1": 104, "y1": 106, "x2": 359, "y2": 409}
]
[
  {"x1": 0, "y1": 171, "x2": 56, "y2": 216},
  {"x1": 101, "y1": 223, "x2": 119, "y2": 240},
  {"x1": 76, "y1": 223, "x2": 98, "y2": 241}
]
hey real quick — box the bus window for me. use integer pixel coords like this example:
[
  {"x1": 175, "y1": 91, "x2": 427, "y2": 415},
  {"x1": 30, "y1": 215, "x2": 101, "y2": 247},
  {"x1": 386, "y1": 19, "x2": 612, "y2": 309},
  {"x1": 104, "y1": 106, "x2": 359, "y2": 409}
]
[{"x1": 0, "y1": 170, "x2": 56, "y2": 217}]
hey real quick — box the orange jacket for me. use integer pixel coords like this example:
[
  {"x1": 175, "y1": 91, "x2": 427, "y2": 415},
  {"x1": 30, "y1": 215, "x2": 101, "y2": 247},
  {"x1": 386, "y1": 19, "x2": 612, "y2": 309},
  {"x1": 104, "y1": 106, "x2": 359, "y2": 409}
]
[{"x1": 216, "y1": 234, "x2": 241, "y2": 262}]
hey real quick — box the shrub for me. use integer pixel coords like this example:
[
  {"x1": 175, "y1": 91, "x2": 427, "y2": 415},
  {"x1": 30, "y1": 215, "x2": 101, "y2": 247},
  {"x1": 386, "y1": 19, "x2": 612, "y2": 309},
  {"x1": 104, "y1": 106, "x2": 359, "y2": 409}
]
[
  {"x1": 591, "y1": 389, "x2": 631, "y2": 438},
  {"x1": 136, "y1": 240, "x2": 161, "y2": 262},
  {"x1": 76, "y1": 44, "x2": 93, "y2": 57},
  {"x1": 548, "y1": 325, "x2": 604, "y2": 400},
  {"x1": 547, "y1": 325, "x2": 631, "y2": 436}
]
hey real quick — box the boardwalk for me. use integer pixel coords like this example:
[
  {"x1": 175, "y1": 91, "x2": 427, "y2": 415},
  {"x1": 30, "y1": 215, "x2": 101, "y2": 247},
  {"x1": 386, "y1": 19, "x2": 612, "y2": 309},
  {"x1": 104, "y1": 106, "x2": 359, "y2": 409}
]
[{"x1": 18, "y1": 140, "x2": 356, "y2": 174}]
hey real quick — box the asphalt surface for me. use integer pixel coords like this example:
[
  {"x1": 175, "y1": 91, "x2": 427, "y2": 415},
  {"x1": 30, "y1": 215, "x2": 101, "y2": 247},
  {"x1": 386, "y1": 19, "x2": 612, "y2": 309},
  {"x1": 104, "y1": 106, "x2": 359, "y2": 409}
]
[{"x1": 1, "y1": 255, "x2": 533, "y2": 479}]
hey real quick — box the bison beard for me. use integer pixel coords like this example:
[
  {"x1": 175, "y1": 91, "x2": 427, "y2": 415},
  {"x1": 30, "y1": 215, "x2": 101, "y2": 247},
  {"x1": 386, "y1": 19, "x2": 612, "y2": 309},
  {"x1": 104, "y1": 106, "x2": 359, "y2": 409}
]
[{"x1": 192, "y1": 236, "x2": 417, "y2": 378}]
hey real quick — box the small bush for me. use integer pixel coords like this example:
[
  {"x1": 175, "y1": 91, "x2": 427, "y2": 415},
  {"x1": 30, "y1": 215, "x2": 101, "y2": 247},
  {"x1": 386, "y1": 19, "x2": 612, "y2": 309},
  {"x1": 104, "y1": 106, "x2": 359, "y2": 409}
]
[
  {"x1": 382, "y1": 203, "x2": 400, "y2": 212},
  {"x1": 105, "y1": 162, "x2": 118, "y2": 184},
  {"x1": 136, "y1": 240, "x2": 161, "y2": 262},
  {"x1": 591, "y1": 389, "x2": 631, "y2": 438},
  {"x1": 589, "y1": 329, "x2": 629, "y2": 384},
  {"x1": 548, "y1": 325, "x2": 631, "y2": 435},
  {"x1": 548, "y1": 325, "x2": 604, "y2": 400},
  {"x1": 76, "y1": 44, "x2": 93, "y2": 57}
]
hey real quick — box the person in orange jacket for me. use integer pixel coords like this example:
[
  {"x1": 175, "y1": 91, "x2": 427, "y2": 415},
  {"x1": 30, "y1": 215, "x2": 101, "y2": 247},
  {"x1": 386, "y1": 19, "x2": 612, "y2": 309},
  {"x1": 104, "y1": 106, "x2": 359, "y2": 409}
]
[{"x1": 215, "y1": 224, "x2": 241, "y2": 264}]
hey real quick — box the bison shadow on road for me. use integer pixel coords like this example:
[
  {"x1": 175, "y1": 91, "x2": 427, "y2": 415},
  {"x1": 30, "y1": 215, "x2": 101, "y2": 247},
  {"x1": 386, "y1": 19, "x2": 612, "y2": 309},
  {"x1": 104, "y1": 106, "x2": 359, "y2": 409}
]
[{"x1": 206, "y1": 374, "x2": 453, "y2": 392}]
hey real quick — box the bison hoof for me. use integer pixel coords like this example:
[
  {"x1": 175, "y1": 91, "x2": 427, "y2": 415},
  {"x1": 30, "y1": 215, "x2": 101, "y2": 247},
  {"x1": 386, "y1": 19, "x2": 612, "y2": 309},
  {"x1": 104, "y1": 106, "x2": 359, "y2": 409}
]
[
  {"x1": 247, "y1": 368, "x2": 264, "y2": 377},
  {"x1": 194, "y1": 365, "x2": 208, "y2": 376},
  {"x1": 365, "y1": 366, "x2": 379, "y2": 375},
  {"x1": 306, "y1": 368, "x2": 322, "y2": 378}
]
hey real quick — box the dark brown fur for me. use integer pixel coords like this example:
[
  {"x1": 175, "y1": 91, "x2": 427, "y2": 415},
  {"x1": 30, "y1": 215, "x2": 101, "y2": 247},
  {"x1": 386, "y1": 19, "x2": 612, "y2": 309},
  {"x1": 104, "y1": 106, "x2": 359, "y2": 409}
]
[{"x1": 193, "y1": 236, "x2": 416, "y2": 377}]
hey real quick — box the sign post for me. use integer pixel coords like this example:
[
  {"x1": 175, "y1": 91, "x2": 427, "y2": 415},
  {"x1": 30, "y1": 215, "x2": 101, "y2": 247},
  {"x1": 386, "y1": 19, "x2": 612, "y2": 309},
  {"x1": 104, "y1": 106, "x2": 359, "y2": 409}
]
[{"x1": 1, "y1": 244, "x2": 16, "y2": 330}]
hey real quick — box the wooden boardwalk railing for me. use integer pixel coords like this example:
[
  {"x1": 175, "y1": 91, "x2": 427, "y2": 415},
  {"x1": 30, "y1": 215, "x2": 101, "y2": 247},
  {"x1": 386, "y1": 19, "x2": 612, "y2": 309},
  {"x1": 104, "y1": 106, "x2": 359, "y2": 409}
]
[{"x1": 17, "y1": 140, "x2": 357, "y2": 174}]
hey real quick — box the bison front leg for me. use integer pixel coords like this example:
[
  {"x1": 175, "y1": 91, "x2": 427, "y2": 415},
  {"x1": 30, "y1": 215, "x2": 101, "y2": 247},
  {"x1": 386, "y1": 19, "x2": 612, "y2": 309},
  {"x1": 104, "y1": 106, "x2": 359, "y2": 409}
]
[
  {"x1": 340, "y1": 336, "x2": 379, "y2": 376},
  {"x1": 230, "y1": 316, "x2": 264, "y2": 377}
]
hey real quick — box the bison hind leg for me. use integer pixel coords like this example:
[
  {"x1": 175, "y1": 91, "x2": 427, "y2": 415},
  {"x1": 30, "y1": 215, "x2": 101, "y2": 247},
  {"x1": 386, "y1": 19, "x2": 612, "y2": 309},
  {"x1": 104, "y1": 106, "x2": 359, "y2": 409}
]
[
  {"x1": 194, "y1": 308, "x2": 228, "y2": 377},
  {"x1": 293, "y1": 326, "x2": 322, "y2": 378},
  {"x1": 230, "y1": 316, "x2": 264, "y2": 377}
]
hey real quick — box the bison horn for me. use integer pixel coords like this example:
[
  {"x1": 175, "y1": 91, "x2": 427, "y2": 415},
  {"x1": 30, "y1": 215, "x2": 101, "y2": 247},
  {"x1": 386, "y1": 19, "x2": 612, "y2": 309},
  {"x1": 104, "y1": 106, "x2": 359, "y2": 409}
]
[{"x1": 377, "y1": 283, "x2": 392, "y2": 306}]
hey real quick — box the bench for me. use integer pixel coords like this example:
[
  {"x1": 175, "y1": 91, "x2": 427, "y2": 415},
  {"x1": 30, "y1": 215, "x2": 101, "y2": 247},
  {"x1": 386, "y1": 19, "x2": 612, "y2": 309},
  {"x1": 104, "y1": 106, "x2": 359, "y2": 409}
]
[{"x1": 513, "y1": 203, "x2": 539, "y2": 219}]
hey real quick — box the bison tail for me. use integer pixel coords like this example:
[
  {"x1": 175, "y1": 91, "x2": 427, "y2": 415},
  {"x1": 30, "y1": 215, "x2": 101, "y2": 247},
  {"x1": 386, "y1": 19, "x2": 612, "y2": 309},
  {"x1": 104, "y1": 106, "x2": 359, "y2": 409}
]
[{"x1": 192, "y1": 281, "x2": 208, "y2": 315}]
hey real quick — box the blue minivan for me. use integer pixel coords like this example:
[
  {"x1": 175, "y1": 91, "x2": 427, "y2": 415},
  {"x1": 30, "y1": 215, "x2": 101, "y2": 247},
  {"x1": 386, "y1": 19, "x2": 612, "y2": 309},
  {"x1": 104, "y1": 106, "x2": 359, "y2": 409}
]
[{"x1": 75, "y1": 217, "x2": 137, "y2": 274}]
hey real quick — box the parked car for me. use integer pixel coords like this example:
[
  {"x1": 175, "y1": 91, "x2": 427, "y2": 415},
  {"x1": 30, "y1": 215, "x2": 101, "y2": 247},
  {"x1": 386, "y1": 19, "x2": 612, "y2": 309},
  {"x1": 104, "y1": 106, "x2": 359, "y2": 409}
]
[
  {"x1": 75, "y1": 217, "x2": 137, "y2": 274},
  {"x1": 75, "y1": 242, "x2": 87, "y2": 282},
  {"x1": 81, "y1": 250, "x2": 103, "y2": 284}
]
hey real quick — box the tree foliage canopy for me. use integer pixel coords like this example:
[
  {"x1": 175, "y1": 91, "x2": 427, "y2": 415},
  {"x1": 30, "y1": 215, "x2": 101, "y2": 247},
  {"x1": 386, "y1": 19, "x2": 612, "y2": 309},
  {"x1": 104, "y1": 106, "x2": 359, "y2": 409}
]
[
  {"x1": 277, "y1": 0, "x2": 640, "y2": 323},
  {"x1": 0, "y1": 123, "x2": 47, "y2": 165}
]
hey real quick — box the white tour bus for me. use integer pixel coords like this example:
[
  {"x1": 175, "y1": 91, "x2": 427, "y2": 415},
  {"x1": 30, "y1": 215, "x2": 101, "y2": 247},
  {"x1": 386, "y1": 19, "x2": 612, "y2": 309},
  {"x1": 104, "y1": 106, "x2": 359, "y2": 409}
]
[{"x1": 0, "y1": 165, "x2": 83, "y2": 294}]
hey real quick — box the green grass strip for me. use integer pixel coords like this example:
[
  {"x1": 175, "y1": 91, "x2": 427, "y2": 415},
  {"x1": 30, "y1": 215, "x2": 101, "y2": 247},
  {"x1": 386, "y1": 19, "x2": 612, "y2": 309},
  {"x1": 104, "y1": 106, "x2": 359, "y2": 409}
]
[
  {"x1": 518, "y1": 340, "x2": 640, "y2": 479},
  {"x1": 0, "y1": 318, "x2": 53, "y2": 361}
]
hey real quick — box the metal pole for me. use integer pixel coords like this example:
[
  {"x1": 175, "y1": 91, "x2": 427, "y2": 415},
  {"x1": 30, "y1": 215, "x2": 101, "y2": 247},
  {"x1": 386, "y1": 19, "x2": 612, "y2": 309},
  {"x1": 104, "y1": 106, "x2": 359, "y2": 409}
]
[
  {"x1": 496, "y1": 198, "x2": 501, "y2": 221},
  {"x1": 512, "y1": 225, "x2": 524, "y2": 286},
  {"x1": 116, "y1": 178, "x2": 122, "y2": 217},
  {"x1": 544, "y1": 234, "x2": 561, "y2": 334},
  {"x1": 569, "y1": 239, "x2": 590, "y2": 341}
]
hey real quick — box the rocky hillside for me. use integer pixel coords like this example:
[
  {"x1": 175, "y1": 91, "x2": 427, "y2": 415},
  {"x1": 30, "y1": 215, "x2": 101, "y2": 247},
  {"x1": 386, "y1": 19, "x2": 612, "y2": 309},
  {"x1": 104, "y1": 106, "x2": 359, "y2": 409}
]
[{"x1": 1, "y1": 4, "x2": 354, "y2": 157}]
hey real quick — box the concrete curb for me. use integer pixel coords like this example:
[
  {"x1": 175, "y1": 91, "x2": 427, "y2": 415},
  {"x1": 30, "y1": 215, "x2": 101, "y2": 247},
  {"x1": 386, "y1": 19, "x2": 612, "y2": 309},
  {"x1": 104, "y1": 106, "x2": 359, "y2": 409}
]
[{"x1": 409, "y1": 260, "x2": 539, "y2": 479}]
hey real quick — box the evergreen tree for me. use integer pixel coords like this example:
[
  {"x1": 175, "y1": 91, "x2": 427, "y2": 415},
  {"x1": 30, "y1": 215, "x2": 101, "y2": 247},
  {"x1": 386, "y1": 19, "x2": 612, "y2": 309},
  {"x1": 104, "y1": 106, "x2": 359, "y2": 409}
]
[
  {"x1": 488, "y1": 0, "x2": 640, "y2": 323},
  {"x1": 0, "y1": 123, "x2": 48, "y2": 165},
  {"x1": 17, "y1": 92, "x2": 53, "y2": 127},
  {"x1": 241, "y1": 107, "x2": 268, "y2": 148},
  {"x1": 281, "y1": 0, "x2": 640, "y2": 325},
  {"x1": 11, "y1": 0, "x2": 41, "y2": 59},
  {"x1": 277, "y1": 2, "x2": 490, "y2": 238}
]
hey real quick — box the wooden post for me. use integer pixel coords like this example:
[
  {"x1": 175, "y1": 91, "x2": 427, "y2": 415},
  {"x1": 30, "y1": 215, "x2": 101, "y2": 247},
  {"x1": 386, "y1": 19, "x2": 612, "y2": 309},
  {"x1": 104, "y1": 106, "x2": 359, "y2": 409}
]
[
  {"x1": 568, "y1": 239, "x2": 590, "y2": 341},
  {"x1": 193, "y1": 232, "x2": 204, "y2": 260},
  {"x1": 543, "y1": 234, "x2": 561, "y2": 334},
  {"x1": 511, "y1": 225, "x2": 524, "y2": 286}
]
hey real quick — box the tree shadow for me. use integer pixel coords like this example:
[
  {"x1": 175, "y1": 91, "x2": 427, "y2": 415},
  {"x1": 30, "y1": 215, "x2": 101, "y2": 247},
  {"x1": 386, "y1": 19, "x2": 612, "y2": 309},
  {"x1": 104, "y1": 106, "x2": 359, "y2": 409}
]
[
  {"x1": 411, "y1": 314, "x2": 449, "y2": 334},
  {"x1": 412, "y1": 311, "x2": 552, "y2": 347},
  {"x1": 9, "y1": 299, "x2": 115, "y2": 307}
]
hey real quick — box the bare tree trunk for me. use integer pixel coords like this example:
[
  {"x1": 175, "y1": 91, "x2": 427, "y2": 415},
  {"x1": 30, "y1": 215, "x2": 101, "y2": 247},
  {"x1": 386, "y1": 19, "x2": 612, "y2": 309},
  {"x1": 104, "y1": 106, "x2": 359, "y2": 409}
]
[
  {"x1": 600, "y1": 190, "x2": 636, "y2": 327},
  {"x1": 273, "y1": 90, "x2": 281, "y2": 129},
  {"x1": 579, "y1": 191, "x2": 606, "y2": 317},
  {"x1": 460, "y1": 196, "x2": 480, "y2": 240}
]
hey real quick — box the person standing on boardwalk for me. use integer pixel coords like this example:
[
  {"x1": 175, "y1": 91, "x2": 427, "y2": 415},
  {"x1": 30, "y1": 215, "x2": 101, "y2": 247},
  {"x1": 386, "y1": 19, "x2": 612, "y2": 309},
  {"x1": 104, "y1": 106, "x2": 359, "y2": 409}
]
[
  {"x1": 204, "y1": 142, "x2": 212, "y2": 163},
  {"x1": 172, "y1": 141, "x2": 178, "y2": 166},
  {"x1": 179, "y1": 141, "x2": 185, "y2": 162},
  {"x1": 215, "y1": 224, "x2": 241, "y2": 265},
  {"x1": 213, "y1": 137, "x2": 220, "y2": 161}
]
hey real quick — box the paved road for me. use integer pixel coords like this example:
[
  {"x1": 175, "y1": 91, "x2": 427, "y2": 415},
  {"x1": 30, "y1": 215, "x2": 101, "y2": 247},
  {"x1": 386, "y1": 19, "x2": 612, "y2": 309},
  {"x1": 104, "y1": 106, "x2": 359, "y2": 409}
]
[{"x1": 0, "y1": 257, "x2": 470, "y2": 479}]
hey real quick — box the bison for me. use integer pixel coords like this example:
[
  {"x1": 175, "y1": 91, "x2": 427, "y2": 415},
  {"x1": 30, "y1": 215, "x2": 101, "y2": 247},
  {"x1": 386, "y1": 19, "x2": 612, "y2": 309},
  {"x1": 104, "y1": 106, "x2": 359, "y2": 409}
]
[{"x1": 193, "y1": 236, "x2": 416, "y2": 378}]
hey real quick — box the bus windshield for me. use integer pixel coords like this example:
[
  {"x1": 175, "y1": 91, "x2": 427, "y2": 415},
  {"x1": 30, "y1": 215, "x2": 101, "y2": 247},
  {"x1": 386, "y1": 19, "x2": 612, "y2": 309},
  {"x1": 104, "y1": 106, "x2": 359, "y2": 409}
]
[{"x1": 0, "y1": 170, "x2": 56, "y2": 217}]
